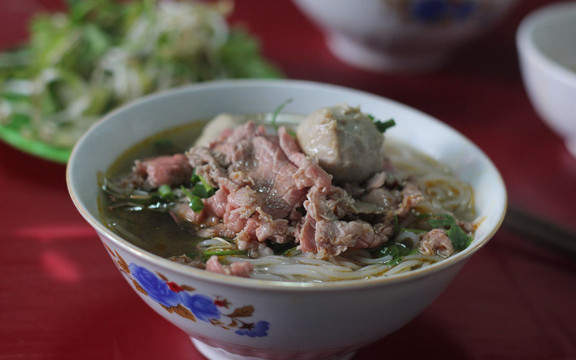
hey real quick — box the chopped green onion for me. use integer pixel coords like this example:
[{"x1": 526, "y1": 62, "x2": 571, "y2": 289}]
[
  {"x1": 158, "y1": 184, "x2": 174, "y2": 201},
  {"x1": 189, "y1": 196, "x2": 204, "y2": 213},
  {"x1": 190, "y1": 168, "x2": 200, "y2": 184},
  {"x1": 181, "y1": 169, "x2": 217, "y2": 212},
  {"x1": 181, "y1": 186, "x2": 204, "y2": 213},
  {"x1": 189, "y1": 170, "x2": 216, "y2": 199},
  {"x1": 198, "y1": 175, "x2": 215, "y2": 197},
  {"x1": 191, "y1": 183, "x2": 206, "y2": 198}
]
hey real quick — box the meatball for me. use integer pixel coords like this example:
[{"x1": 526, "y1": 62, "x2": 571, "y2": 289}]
[{"x1": 296, "y1": 104, "x2": 385, "y2": 183}]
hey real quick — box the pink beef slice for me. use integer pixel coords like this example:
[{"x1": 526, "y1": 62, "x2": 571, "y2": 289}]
[
  {"x1": 182, "y1": 122, "x2": 308, "y2": 249},
  {"x1": 205, "y1": 255, "x2": 254, "y2": 278},
  {"x1": 419, "y1": 228, "x2": 454, "y2": 257},
  {"x1": 297, "y1": 184, "x2": 394, "y2": 257},
  {"x1": 175, "y1": 122, "x2": 422, "y2": 259},
  {"x1": 131, "y1": 153, "x2": 193, "y2": 190},
  {"x1": 278, "y1": 126, "x2": 332, "y2": 191}
]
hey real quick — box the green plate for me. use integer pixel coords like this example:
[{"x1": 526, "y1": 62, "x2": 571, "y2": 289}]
[{"x1": 0, "y1": 123, "x2": 71, "y2": 163}]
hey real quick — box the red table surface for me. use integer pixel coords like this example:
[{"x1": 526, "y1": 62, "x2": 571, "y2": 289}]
[{"x1": 1, "y1": 1, "x2": 575, "y2": 359}]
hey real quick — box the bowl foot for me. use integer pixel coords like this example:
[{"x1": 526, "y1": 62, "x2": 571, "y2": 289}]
[
  {"x1": 191, "y1": 338, "x2": 357, "y2": 360},
  {"x1": 326, "y1": 33, "x2": 448, "y2": 73}
]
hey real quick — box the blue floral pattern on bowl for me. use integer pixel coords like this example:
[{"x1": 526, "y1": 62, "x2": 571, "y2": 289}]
[
  {"x1": 395, "y1": 0, "x2": 488, "y2": 24},
  {"x1": 104, "y1": 244, "x2": 269, "y2": 338}
]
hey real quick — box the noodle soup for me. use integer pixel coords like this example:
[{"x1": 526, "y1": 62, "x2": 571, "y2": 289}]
[
  {"x1": 100, "y1": 108, "x2": 477, "y2": 282},
  {"x1": 70, "y1": 81, "x2": 506, "y2": 360}
]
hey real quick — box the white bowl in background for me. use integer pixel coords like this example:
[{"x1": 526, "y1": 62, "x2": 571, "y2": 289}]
[
  {"x1": 67, "y1": 79, "x2": 506, "y2": 360},
  {"x1": 517, "y1": 1, "x2": 576, "y2": 158},
  {"x1": 292, "y1": 0, "x2": 519, "y2": 72}
]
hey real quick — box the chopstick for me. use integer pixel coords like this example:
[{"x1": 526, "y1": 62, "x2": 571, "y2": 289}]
[{"x1": 503, "y1": 206, "x2": 576, "y2": 260}]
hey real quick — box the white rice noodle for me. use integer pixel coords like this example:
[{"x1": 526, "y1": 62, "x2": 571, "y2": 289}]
[
  {"x1": 417, "y1": 173, "x2": 474, "y2": 216},
  {"x1": 224, "y1": 251, "x2": 442, "y2": 282},
  {"x1": 395, "y1": 231, "x2": 420, "y2": 249},
  {"x1": 386, "y1": 140, "x2": 475, "y2": 220},
  {"x1": 198, "y1": 237, "x2": 236, "y2": 252}
]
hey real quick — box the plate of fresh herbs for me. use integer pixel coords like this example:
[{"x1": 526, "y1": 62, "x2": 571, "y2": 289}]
[{"x1": 0, "y1": 0, "x2": 281, "y2": 163}]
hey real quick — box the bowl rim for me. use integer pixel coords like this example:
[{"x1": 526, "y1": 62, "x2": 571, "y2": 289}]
[
  {"x1": 67, "y1": 78, "x2": 507, "y2": 291},
  {"x1": 516, "y1": 1, "x2": 576, "y2": 86}
]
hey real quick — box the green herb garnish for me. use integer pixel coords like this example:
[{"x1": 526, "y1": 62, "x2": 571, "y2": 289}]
[
  {"x1": 181, "y1": 186, "x2": 204, "y2": 213},
  {"x1": 190, "y1": 168, "x2": 200, "y2": 184},
  {"x1": 270, "y1": 97, "x2": 293, "y2": 131},
  {"x1": 374, "y1": 119, "x2": 396, "y2": 133},
  {"x1": 202, "y1": 249, "x2": 248, "y2": 258},
  {"x1": 181, "y1": 171, "x2": 217, "y2": 213},
  {"x1": 428, "y1": 214, "x2": 473, "y2": 251},
  {"x1": 374, "y1": 242, "x2": 417, "y2": 266},
  {"x1": 158, "y1": 184, "x2": 175, "y2": 201},
  {"x1": 367, "y1": 114, "x2": 396, "y2": 133},
  {"x1": 393, "y1": 215, "x2": 399, "y2": 236},
  {"x1": 189, "y1": 169, "x2": 215, "y2": 197},
  {"x1": 196, "y1": 175, "x2": 216, "y2": 198},
  {"x1": 0, "y1": 0, "x2": 281, "y2": 154}
]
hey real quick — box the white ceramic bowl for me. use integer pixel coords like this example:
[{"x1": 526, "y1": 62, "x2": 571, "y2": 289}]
[
  {"x1": 517, "y1": 1, "x2": 576, "y2": 158},
  {"x1": 67, "y1": 79, "x2": 506, "y2": 360},
  {"x1": 293, "y1": 0, "x2": 518, "y2": 72}
]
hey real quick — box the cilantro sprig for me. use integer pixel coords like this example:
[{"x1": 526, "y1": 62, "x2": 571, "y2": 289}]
[
  {"x1": 368, "y1": 114, "x2": 396, "y2": 133},
  {"x1": 374, "y1": 242, "x2": 418, "y2": 266},
  {"x1": 427, "y1": 214, "x2": 473, "y2": 251},
  {"x1": 374, "y1": 119, "x2": 396, "y2": 133}
]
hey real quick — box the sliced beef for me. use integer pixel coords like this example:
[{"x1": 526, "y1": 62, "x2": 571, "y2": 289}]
[
  {"x1": 249, "y1": 135, "x2": 307, "y2": 218},
  {"x1": 297, "y1": 184, "x2": 394, "y2": 257},
  {"x1": 396, "y1": 183, "x2": 424, "y2": 216},
  {"x1": 170, "y1": 250, "x2": 254, "y2": 278},
  {"x1": 419, "y1": 228, "x2": 454, "y2": 257},
  {"x1": 179, "y1": 122, "x2": 307, "y2": 251},
  {"x1": 163, "y1": 121, "x2": 424, "y2": 259},
  {"x1": 205, "y1": 255, "x2": 254, "y2": 278},
  {"x1": 360, "y1": 187, "x2": 402, "y2": 213},
  {"x1": 130, "y1": 153, "x2": 193, "y2": 190},
  {"x1": 365, "y1": 171, "x2": 387, "y2": 190},
  {"x1": 278, "y1": 126, "x2": 332, "y2": 192}
]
